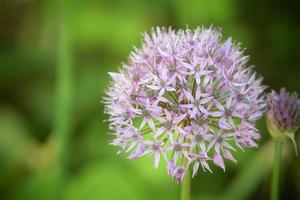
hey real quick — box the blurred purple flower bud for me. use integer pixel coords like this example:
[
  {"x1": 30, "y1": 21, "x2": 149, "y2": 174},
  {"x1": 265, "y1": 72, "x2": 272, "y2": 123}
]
[
  {"x1": 266, "y1": 88, "x2": 300, "y2": 154},
  {"x1": 267, "y1": 88, "x2": 300, "y2": 132}
]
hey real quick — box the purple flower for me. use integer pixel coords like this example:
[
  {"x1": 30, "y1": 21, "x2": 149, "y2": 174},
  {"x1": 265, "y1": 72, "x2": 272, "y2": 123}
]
[
  {"x1": 183, "y1": 89, "x2": 211, "y2": 118},
  {"x1": 207, "y1": 131, "x2": 237, "y2": 171},
  {"x1": 138, "y1": 99, "x2": 162, "y2": 130},
  {"x1": 266, "y1": 88, "x2": 300, "y2": 154},
  {"x1": 166, "y1": 134, "x2": 190, "y2": 163},
  {"x1": 104, "y1": 26, "x2": 266, "y2": 182},
  {"x1": 267, "y1": 88, "x2": 300, "y2": 133},
  {"x1": 182, "y1": 58, "x2": 213, "y2": 84},
  {"x1": 172, "y1": 166, "x2": 186, "y2": 183},
  {"x1": 189, "y1": 151, "x2": 212, "y2": 177},
  {"x1": 143, "y1": 139, "x2": 165, "y2": 168},
  {"x1": 156, "y1": 110, "x2": 187, "y2": 139},
  {"x1": 147, "y1": 70, "x2": 176, "y2": 96}
]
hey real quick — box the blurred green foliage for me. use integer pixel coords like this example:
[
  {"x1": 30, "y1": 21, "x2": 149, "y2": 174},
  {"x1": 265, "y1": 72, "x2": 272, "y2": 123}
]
[{"x1": 0, "y1": 0, "x2": 299, "y2": 200}]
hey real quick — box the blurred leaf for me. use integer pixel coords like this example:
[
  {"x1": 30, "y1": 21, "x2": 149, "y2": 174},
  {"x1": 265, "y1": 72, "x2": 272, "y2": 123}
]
[
  {"x1": 22, "y1": 78, "x2": 54, "y2": 139},
  {"x1": 173, "y1": 0, "x2": 235, "y2": 27},
  {"x1": 66, "y1": 158, "x2": 178, "y2": 200},
  {"x1": 0, "y1": 106, "x2": 34, "y2": 182},
  {"x1": 16, "y1": 170, "x2": 58, "y2": 200},
  {"x1": 126, "y1": 157, "x2": 178, "y2": 200},
  {"x1": 221, "y1": 140, "x2": 292, "y2": 200},
  {"x1": 0, "y1": 106, "x2": 37, "y2": 199},
  {"x1": 73, "y1": 64, "x2": 109, "y2": 123},
  {"x1": 74, "y1": 3, "x2": 150, "y2": 54},
  {"x1": 65, "y1": 162, "x2": 144, "y2": 200}
]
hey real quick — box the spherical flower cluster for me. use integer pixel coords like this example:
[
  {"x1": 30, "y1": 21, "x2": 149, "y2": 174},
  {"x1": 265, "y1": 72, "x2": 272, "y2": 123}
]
[{"x1": 104, "y1": 27, "x2": 266, "y2": 182}]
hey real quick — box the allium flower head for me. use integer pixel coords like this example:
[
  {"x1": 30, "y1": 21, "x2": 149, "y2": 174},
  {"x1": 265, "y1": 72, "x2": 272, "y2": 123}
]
[
  {"x1": 266, "y1": 88, "x2": 300, "y2": 153},
  {"x1": 104, "y1": 27, "x2": 266, "y2": 182}
]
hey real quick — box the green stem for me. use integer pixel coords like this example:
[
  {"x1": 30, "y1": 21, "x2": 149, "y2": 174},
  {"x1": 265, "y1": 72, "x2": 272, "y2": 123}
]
[
  {"x1": 54, "y1": 0, "x2": 73, "y2": 198},
  {"x1": 271, "y1": 140, "x2": 283, "y2": 200},
  {"x1": 181, "y1": 169, "x2": 191, "y2": 200}
]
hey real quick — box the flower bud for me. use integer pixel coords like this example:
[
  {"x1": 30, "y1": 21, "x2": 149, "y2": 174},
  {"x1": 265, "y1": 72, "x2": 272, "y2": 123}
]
[{"x1": 266, "y1": 88, "x2": 300, "y2": 153}]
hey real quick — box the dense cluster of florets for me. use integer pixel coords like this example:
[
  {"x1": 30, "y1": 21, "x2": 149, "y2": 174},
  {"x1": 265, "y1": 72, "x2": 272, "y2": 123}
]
[{"x1": 104, "y1": 27, "x2": 266, "y2": 182}]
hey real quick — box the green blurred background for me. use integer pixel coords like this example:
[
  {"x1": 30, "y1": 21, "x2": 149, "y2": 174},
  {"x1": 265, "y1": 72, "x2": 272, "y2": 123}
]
[{"x1": 0, "y1": 0, "x2": 299, "y2": 199}]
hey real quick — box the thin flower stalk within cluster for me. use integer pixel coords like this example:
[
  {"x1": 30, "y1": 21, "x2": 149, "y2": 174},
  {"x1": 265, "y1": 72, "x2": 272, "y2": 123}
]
[{"x1": 104, "y1": 27, "x2": 266, "y2": 182}]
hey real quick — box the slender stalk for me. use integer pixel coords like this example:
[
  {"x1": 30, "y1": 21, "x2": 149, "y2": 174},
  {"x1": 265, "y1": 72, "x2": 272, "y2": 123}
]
[
  {"x1": 271, "y1": 140, "x2": 283, "y2": 200},
  {"x1": 54, "y1": 0, "x2": 73, "y2": 198},
  {"x1": 181, "y1": 169, "x2": 191, "y2": 200}
]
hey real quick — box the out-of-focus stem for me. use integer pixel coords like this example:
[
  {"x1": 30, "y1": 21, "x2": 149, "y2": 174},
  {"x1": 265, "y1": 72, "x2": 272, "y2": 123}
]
[
  {"x1": 181, "y1": 169, "x2": 190, "y2": 200},
  {"x1": 271, "y1": 140, "x2": 283, "y2": 200},
  {"x1": 54, "y1": 0, "x2": 73, "y2": 198}
]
